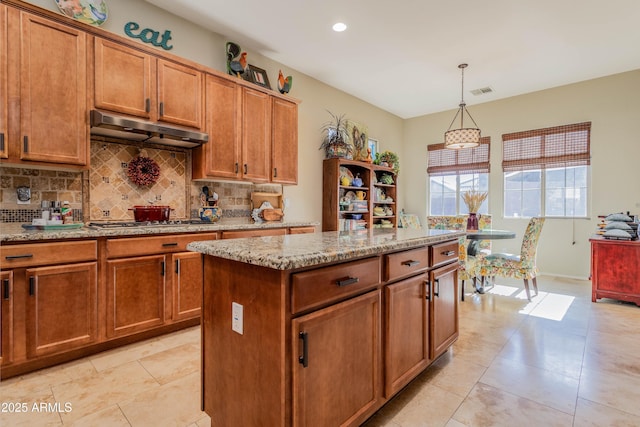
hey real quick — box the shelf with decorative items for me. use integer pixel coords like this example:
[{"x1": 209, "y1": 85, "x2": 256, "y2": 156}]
[
  {"x1": 371, "y1": 165, "x2": 398, "y2": 229},
  {"x1": 323, "y1": 158, "x2": 398, "y2": 231}
]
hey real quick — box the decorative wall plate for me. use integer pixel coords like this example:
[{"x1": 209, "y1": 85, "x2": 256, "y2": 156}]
[{"x1": 54, "y1": 0, "x2": 108, "y2": 26}]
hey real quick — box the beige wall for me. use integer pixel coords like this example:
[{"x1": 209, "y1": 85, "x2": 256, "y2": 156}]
[
  {"x1": 21, "y1": 0, "x2": 640, "y2": 279},
  {"x1": 405, "y1": 70, "x2": 640, "y2": 279}
]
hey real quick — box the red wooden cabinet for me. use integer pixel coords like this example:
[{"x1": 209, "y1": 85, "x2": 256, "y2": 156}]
[{"x1": 590, "y1": 236, "x2": 640, "y2": 306}]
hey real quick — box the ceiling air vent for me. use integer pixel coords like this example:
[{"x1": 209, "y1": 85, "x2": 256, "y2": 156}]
[{"x1": 470, "y1": 86, "x2": 493, "y2": 96}]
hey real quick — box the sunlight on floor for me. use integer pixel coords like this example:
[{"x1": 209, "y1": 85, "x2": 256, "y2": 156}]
[
  {"x1": 487, "y1": 283, "x2": 575, "y2": 321},
  {"x1": 528, "y1": 292, "x2": 576, "y2": 321}
]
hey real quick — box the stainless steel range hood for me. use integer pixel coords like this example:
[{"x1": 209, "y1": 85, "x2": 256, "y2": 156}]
[{"x1": 90, "y1": 110, "x2": 208, "y2": 148}]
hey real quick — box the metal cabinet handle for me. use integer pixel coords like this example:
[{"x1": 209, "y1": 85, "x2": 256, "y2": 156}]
[
  {"x1": 273, "y1": 167, "x2": 278, "y2": 178},
  {"x1": 145, "y1": 98, "x2": 150, "y2": 113},
  {"x1": 243, "y1": 164, "x2": 248, "y2": 174},
  {"x1": 298, "y1": 331, "x2": 308, "y2": 367},
  {"x1": 161, "y1": 261, "x2": 165, "y2": 276},
  {"x1": 5, "y1": 254, "x2": 33, "y2": 260},
  {"x1": 23, "y1": 136, "x2": 29, "y2": 153},
  {"x1": 0, "y1": 133, "x2": 4, "y2": 152},
  {"x1": 3, "y1": 279, "x2": 9, "y2": 300},
  {"x1": 336, "y1": 277, "x2": 359, "y2": 287},
  {"x1": 442, "y1": 250, "x2": 456, "y2": 256},
  {"x1": 402, "y1": 260, "x2": 420, "y2": 267},
  {"x1": 175, "y1": 259, "x2": 180, "y2": 274},
  {"x1": 235, "y1": 163, "x2": 239, "y2": 174},
  {"x1": 433, "y1": 278, "x2": 440, "y2": 297},
  {"x1": 425, "y1": 280, "x2": 430, "y2": 300},
  {"x1": 159, "y1": 101, "x2": 164, "y2": 116},
  {"x1": 162, "y1": 242, "x2": 178, "y2": 247},
  {"x1": 29, "y1": 276, "x2": 35, "y2": 296}
]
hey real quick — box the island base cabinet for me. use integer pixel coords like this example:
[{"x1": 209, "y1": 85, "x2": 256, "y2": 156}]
[
  {"x1": 430, "y1": 262, "x2": 459, "y2": 359},
  {"x1": 292, "y1": 290, "x2": 383, "y2": 427},
  {"x1": 385, "y1": 272, "x2": 430, "y2": 397}
]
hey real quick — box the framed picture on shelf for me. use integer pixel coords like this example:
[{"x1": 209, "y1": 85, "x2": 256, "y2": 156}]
[
  {"x1": 368, "y1": 138, "x2": 378, "y2": 160},
  {"x1": 247, "y1": 64, "x2": 271, "y2": 89}
]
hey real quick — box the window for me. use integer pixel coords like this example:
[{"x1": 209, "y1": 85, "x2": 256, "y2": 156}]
[
  {"x1": 427, "y1": 138, "x2": 490, "y2": 215},
  {"x1": 502, "y1": 122, "x2": 590, "y2": 218}
]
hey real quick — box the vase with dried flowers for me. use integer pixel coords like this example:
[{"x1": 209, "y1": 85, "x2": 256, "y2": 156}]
[{"x1": 462, "y1": 189, "x2": 488, "y2": 231}]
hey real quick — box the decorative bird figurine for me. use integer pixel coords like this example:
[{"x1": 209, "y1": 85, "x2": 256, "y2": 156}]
[
  {"x1": 277, "y1": 70, "x2": 292, "y2": 94},
  {"x1": 226, "y1": 42, "x2": 247, "y2": 77}
]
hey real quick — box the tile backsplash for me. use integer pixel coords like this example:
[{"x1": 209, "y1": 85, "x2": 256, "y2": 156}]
[
  {"x1": 1, "y1": 140, "x2": 283, "y2": 223},
  {"x1": 0, "y1": 167, "x2": 84, "y2": 223},
  {"x1": 89, "y1": 141, "x2": 187, "y2": 220}
]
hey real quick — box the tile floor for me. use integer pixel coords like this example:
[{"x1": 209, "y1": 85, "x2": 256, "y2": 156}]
[{"x1": 2, "y1": 275, "x2": 640, "y2": 426}]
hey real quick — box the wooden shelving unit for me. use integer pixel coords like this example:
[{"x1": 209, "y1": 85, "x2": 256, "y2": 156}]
[{"x1": 322, "y1": 158, "x2": 398, "y2": 231}]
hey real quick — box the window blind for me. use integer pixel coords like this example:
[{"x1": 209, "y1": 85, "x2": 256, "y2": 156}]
[
  {"x1": 427, "y1": 137, "x2": 490, "y2": 176},
  {"x1": 502, "y1": 122, "x2": 591, "y2": 172}
]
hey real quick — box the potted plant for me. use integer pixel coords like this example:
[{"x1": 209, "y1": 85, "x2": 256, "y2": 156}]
[
  {"x1": 319, "y1": 111, "x2": 352, "y2": 159},
  {"x1": 374, "y1": 150, "x2": 400, "y2": 174}
]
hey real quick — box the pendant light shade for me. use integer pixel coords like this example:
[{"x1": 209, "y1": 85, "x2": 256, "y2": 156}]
[{"x1": 444, "y1": 64, "x2": 481, "y2": 149}]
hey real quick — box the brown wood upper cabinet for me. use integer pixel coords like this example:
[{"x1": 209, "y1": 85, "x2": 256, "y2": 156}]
[
  {"x1": 271, "y1": 97, "x2": 298, "y2": 184},
  {"x1": 93, "y1": 38, "x2": 204, "y2": 130},
  {"x1": 4, "y1": 9, "x2": 88, "y2": 166},
  {"x1": 0, "y1": 4, "x2": 7, "y2": 160},
  {"x1": 193, "y1": 73, "x2": 298, "y2": 184}
]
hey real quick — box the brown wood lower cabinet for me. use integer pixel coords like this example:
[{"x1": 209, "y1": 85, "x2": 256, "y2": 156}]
[
  {"x1": 106, "y1": 255, "x2": 166, "y2": 338},
  {"x1": 385, "y1": 272, "x2": 430, "y2": 397},
  {"x1": 26, "y1": 262, "x2": 98, "y2": 357},
  {"x1": 1, "y1": 271, "x2": 13, "y2": 365},
  {"x1": 430, "y1": 262, "x2": 459, "y2": 358},
  {"x1": 171, "y1": 252, "x2": 203, "y2": 321},
  {"x1": 292, "y1": 290, "x2": 383, "y2": 427}
]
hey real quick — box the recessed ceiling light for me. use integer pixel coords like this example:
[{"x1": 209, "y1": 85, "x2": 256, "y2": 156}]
[{"x1": 332, "y1": 22, "x2": 347, "y2": 32}]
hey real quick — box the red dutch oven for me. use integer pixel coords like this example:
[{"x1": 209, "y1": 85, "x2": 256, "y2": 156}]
[{"x1": 129, "y1": 205, "x2": 171, "y2": 222}]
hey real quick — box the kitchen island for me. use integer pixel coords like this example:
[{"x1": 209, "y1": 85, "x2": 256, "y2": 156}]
[{"x1": 188, "y1": 228, "x2": 464, "y2": 427}]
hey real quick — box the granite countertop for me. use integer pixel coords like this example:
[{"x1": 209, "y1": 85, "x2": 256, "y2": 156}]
[
  {"x1": 0, "y1": 218, "x2": 319, "y2": 243},
  {"x1": 187, "y1": 228, "x2": 464, "y2": 270}
]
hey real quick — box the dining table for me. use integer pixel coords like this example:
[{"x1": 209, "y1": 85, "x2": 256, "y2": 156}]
[{"x1": 466, "y1": 229, "x2": 516, "y2": 293}]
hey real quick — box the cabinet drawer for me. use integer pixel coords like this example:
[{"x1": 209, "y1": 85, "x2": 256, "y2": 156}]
[
  {"x1": 430, "y1": 240, "x2": 459, "y2": 268},
  {"x1": 291, "y1": 257, "x2": 381, "y2": 314},
  {"x1": 221, "y1": 228, "x2": 287, "y2": 239},
  {"x1": 384, "y1": 246, "x2": 429, "y2": 282},
  {"x1": 106, "y1": 233, "x2": 218, "y2": 258},
  {"x1": 1, "y1": 241, "x2": 97, "y2": 268}
]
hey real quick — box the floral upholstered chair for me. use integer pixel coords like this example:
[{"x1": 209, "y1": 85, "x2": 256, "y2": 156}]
[
  {"x1": 426, "y1": 215, "x2": 492, "y2": 301},
  {"x1": 477, "y1": 217, "x2": 545, "y2": 301}
]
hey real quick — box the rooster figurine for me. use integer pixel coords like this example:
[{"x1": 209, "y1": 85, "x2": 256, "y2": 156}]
[
  {"x1": 226, "y1": 42, "x2": 247, "y2": 77},
  {"x1": 277, "y1": 70, "x2": 292, "y2": 94}
]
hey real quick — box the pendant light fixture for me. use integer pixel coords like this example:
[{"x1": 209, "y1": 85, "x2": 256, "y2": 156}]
[{"x1": 444, "y1": 63, "x2": 481, "y2": 149}]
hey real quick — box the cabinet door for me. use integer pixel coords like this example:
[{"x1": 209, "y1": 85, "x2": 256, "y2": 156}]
[
  {"x1": 171, "y1": 252, "x2": 202, "y2": 321},
  {"x1": 193, "y1": 74, "x2": 241, "y2": 179},
  {"x1": 19, "y1": 12, "x2": 87, "y2": 165},
  {"x1": 94, "y1": 38, "x2": 153, "y2": 119},
  {"x1": 1, "y1": 270, "x2": 12, "y2": 363},
  {"x1": 157, "y1": 59, "x2": 203, "y2": 129},
  {"x1": 430, "y1": 262, "x2": 459, "y2": 359},
  {"x1": 271, "y1": 97, "x2": 298, "y2": 184},
  {"x1": 26, "y1": 263, "x2": 97, "y2": 357},
  {"x1": 241, "y1": 87, "x2": 271, "y2": 182},
  {"x1": 385, "y1": 272, "x2": 430, "y2": 396},
  {"x1": 292, "y1": 290, "x2": 383, "y2": 427},
  {"x1": 0, "y1": 4, "x2": 7, "y2": 159},
  {"x1": 106, "y1": 255, "x2": 166, "y2": 338}
]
